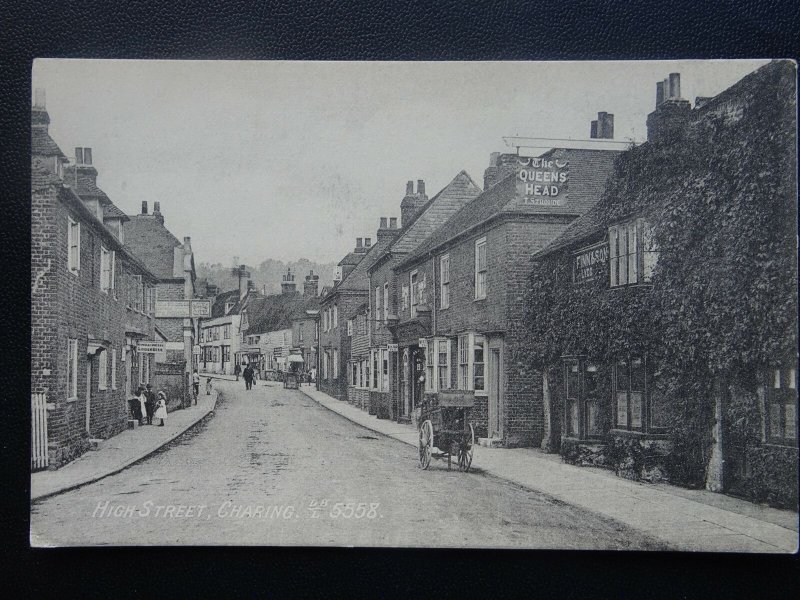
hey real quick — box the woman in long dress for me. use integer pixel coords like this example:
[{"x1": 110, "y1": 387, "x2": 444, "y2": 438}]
[
  {"x1": 137, "y1": 386, "x2": 148, "y2": 425},
  {"x1": 154, "y1": 391, "x2": 168, "y2": 426}
]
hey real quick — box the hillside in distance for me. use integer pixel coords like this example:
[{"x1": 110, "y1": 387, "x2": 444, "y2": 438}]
[{"x1": 197, "y1": 258, "x2": 337, "y2": 296}]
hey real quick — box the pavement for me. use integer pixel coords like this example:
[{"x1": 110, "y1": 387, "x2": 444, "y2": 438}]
[
  {"x1": 298, "y1": 385, "x2": 799, "y2": 553},
  {"x1": 31, "y1": 388, "x2": 219, "y2": 502}
]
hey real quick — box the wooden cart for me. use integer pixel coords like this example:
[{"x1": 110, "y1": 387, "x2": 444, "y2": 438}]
[{"x1": 418, "y1": 391, "x2": 475, "y2": 472}]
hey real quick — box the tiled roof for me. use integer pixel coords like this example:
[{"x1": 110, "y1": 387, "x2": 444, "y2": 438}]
[
  {"x1": 31, "y1": 127, "x2": 65, "y2": 158},
  {"x1": 245, "y1": 292, "x2": 307, "y2": 335},
  {"x1": 124, "y1": 215, "x2": 183, "y2": 278},
  {"x1": 533, "y1": 200, "x2": 607, "y2": 258},
  {"x1": 384, "y1": 170, "x2": 482, "y2": 257},
  {"x1": 292, "y1": 294, "x2": 321, "y2": 319},
  {"x1": 102, "y1": 202, "x2": 130, "y2": 221},
  {"x1": 211, "y1": 290, "x2": 241, "y2": 318},
  {"x1": 338, "y1": 252, "x2": 366, "y2": 266},
  {"x1": 75, "y1": 172, "x2": 112, "y2": 204},
  {"x1": 399, "y1": 148, "x2": 620, "y2": 269}
]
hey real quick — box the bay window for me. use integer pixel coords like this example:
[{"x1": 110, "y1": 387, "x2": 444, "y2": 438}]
[
  {"x1": 456, "y1": 333, "x2": 487, "y2": 394},
  {"x1": 766, "y1": 366, "x2": 797, "y2": 446}
]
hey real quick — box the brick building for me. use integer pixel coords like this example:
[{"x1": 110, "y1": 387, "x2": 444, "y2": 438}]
[
  {"x1": 199, "y1": 288, "x2": 246, "y2": 375},
  {"x1": 290, "y1": 270, "x2": 321, "y2": 376},
  {"x1": 366, "y1": 174, "x2": 482, "y2": 420},
  {"x1": 347, "y1": 303, "x2": 371, "y2": 411},
  {"x1": 395, "y1": 135, "x2": 621, "y2": 447},
  {"x1": 31, "y1": 95, "x2": 157, "y2": 469},
  {"x1": 319, "y1": 234, "x2": 395, "y2": 401},
  {"x1": 123, "y1": 201, "x2": 199, "y2": 405},
  {"x1": 529, "y1": 62, "x2": 797, "y2": 507}
]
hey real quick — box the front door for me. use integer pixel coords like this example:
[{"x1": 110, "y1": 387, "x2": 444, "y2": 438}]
[
  {"x1": 85, "y1": 359, "x2": 92, "y2": 434},
  {"x1": 487, "y1": 339, "x2": 503, "y2": 439}
]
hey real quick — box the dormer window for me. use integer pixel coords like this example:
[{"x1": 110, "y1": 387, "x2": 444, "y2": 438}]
[{"x1": 225, "y1": 302, "x2": 235, "y2": 314}]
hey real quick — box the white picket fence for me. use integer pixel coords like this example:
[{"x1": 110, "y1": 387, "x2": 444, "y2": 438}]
[{"x1": 31, "y1": 393, "x2": 49, "y2": 470}]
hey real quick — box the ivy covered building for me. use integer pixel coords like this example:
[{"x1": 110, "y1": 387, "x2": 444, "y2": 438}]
[{"x1": 526, "y1": 61, "x2": 797, "y2": 507}]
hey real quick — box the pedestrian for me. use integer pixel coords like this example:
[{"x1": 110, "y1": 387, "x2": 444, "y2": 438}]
[
  {"x1": 234, "y1": 362, "x2": 241, "y2": 381},
  {"x1": 243, "y1": 364, "x2": 253, "y2": 390},
  {"x1": 137, "y1": 385, "x2": 147, "y2": 426},
  {"x1": 144, "y1": 383, "x2": 156, "y2": 425},
  {"x1": 192, "y1": 369, "x2": 200, "y2": 402},
  {"x1": 154, "y1": 391, "x2": 168, "y2": 426}
]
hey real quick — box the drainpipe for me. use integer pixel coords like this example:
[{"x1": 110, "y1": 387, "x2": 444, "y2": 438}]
[{"x1": 431, "y1": 255, "x2": 436, "y2": 335}]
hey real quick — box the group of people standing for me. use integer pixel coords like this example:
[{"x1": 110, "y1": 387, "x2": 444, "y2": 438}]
[
  {"x1": 134, "y1": 383, "x2": 168, "y2": 426},
  {"x1": 235, "y1": 362, "x2": 258, "y2": 390}
]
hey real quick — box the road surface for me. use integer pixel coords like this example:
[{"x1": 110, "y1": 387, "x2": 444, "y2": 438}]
[{"x1": 31, "y1": 380, "x2": 661, "y2": 548}]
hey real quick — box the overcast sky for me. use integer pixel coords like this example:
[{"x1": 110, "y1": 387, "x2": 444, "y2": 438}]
[{"x1": 33, "y1": 59, "x2": 769, "y2": 267}]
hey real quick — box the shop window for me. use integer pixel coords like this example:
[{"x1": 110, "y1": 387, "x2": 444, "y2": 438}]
[
  {"x1": 614, "y1": 356, "x2": 664, "y2": 433},
  {"x1": 440, "y1": 254, "x2": 450, "y2": 309},
  {"x1": 766, "y1": 367, "x2": 798, "y2": 446},
  {"x1": 609, "y1": 219, "x2": 658, "y2": 288},
  {"x1": 473, "y1": 335, "x2": 485, "y2": 392},
  {"x1": 563, "y1": 359, "x2": 608, "y2": 439},
  {"x1": 425, "y1": 341, "x2": 434, "y2": 392},
  {"x1": 381, "y1": 349, "x2": 389, "y2": 391}
]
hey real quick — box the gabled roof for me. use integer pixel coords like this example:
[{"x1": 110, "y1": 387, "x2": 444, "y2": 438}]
[
  {"x1": 31, "y1": 119, "x2": 66, "y2": 158},
  {"x1": 328, "y1": 233, "x2": 396, "y2": 295},
  {"x1": 124, "y1": 215, "x2": 183, "y2": 278},
  {"x1": 398, "y1": 148, "x2": 621, "y2": 270},
  {"x1": 338, "y1": 251, "x2": 366, "y2": 266},
  {"x1": 369, "y1": 171, "x2": 482, "y2": 272},
  {"x1": 102, "y1": 202, "x2": 130, "y2": 221}
]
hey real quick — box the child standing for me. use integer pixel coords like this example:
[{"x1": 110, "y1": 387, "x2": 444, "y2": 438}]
[{"x1": 154, "y1": 391, "x2": 168, "y2": 426}]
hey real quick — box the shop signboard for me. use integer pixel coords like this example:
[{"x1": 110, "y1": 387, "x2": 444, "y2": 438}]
[
  {"x1": 515, "y1": 156, "x2": 569, "y2": 207},
  {"x1": 573, "y1": 241, "x2": 608, "y2": 283},
  {"x1": 138, "y1": 341, "x2": 166, "y2": 354},
  {"x1": 155, "y1": 300, "x2": 212, "y2": 318},
  {"x1": 387, "y1": 343, "x2": 399, "y2": 352}
]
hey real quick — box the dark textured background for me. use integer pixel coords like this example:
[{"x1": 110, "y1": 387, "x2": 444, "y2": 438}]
[{"x1": 3, "y1": 0, "x2": 798, "y2": 595}]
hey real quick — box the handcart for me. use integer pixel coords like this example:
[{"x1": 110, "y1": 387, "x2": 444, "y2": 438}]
[{"x1": 418, "y1": 391, "x2": 475, "y2": 472}]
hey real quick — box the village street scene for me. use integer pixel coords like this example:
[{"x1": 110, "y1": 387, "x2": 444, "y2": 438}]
[{"x1": 30, "y1": 59, "x2": 797, "y2": 550}]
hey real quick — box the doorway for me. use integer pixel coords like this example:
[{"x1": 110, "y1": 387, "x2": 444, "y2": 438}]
[{"x1": 487, "y1": 338, "x2": 503, "y2": 439}]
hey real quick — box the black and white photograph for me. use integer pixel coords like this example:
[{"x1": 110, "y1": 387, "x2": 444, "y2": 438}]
[{"x1": 29, "y1": 58, "x2": 797, "y2": 551}]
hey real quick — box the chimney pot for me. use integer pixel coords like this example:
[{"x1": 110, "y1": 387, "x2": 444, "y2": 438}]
[
  {"x1": 389, "y1": 217, "x2": 398, "y2": 229},
  {"x1": 417, "y1": 180, "x2": 425, "y2": 196},
  {"x1": 154, "y1": 201, "x2": 161, "y2": 214},
  {"x1": 364, "y1": 238, "x2": 371, "y2": 247},
  {"x1": 489, "y1": 152, "x2": 500, "y2": 167},
  {"x1": 601, "y1": 113, "x2": 614, "y2": 139},
  {"x1": 380, "y1": 217, "x2": 388, "y2": 229},
  {"x1": 656, "y1": 81, "x2": 665, "y2": 107},
  {"x1": 406, "y1": 180, "x2": 414, "y2": 195},
  {"x1": 141, "y1": 201, "x2": 148, "y2": 214},
  {"x1": 356, "y1": 237, "x2": 363, "y2": 248},
  {"x1": 590, "y1": 120, "x2": 598, "y2": 138},
  {"x1": 34, "y1": 88, "x2": 46, "y2": 109},
  {"x1": 663, "y1": 77, "x2": 670, "y2": 99},
  {"x1": 669, "y1": 73, "x2": 681, "y2": 99},
  {"x1": 75, "y1": 148, "x2": 83, "y2": 164},
  {"x1": 84, "y1": 148, "x2": 92, "y2": 165},
  {"x1": 183, "y1": 236, "x2": 190, "y2": 244}
]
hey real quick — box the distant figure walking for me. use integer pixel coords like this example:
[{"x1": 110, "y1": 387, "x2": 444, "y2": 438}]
[
  {"x1": 243, "y1": 364, "x2": 254, "y2": 390},
  {"x1": 192, "y1": 369, "x2": 200, "y2": 400},
  {"x1": 154, "y1": 392, "x2": 168, "y2": 426},
  {"x1": 234, "y1": 363, "x2": 241, "y2": 381}
]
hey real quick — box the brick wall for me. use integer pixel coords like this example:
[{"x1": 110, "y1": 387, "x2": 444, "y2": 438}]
[
  {"x1": 32, "y1": 185, "x2": 156, "y2": 468},
  {"x1": 319, "y1": 291, "x2": 366, "y2": 401}
]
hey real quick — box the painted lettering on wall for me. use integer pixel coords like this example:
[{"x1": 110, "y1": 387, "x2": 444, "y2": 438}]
[{"x1": 516, "y1": 157, "x2": 569, "y2": 207}]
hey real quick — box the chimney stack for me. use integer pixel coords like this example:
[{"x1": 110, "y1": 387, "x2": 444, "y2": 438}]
[
  {"x1": 303, "y1": 270, "x2": 319, "y2": 298},
  {"x1": 141, "y1": 201, "x2": 148, "y2": 214},
  {"x1": 377, "y1": 217, "x2": 400, "y2": 243},
  {"x1": 401, "y1": 178, "x2": 430, "y2": 227},
  {"x1": 281, "y1": 267, "x2": 297, "y2": 294},
  {"x1": 647, "y1": 73, "x2": 691, "y2": 143},
  {"x1": 154, "y1": 202, "x2": 164, "y2": 225}
]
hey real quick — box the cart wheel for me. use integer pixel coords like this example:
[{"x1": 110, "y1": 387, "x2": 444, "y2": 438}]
[
  {"x1": 458, "y1": 424, "x2": 475, "y2": 472},
  {"x1": 418, "y1": 420, "x2": 433, "y2": 470}
]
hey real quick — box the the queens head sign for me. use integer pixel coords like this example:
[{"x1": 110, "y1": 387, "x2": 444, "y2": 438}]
[{"x1": 516, "y1": 156, "x2": 569, "y2": 207}]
